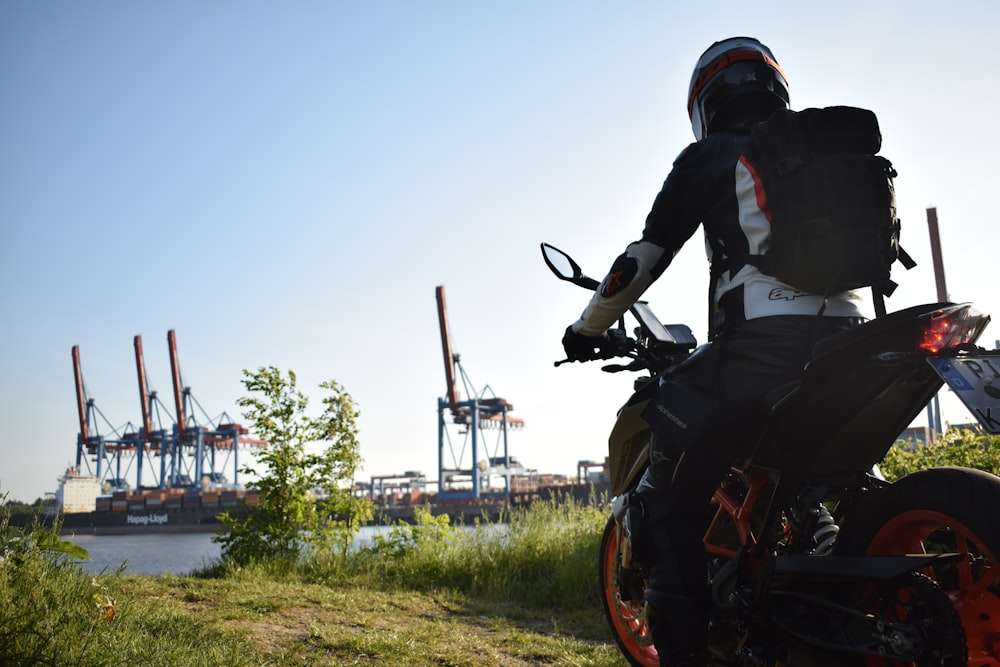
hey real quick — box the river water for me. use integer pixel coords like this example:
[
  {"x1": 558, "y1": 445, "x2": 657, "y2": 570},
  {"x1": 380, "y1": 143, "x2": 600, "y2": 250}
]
[{"x1": 67, "y1": 526, "x2": 390, "y2": 576}]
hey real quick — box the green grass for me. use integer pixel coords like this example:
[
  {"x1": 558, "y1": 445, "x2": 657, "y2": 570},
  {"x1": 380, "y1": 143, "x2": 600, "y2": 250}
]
[
  {"x1": 335, "y1": 492, "x2": 609, "y2": 609},
  {"x1": 1, "y1": 493, "x2": 624, "y2": 666}
]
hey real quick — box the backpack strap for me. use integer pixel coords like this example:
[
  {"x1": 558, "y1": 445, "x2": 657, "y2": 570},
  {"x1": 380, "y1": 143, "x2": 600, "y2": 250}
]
[
  {"x1": 872, "y1": 289, "x2": 887, "y2": 318},
  {"x1": 897, "y1": 244, "x2": 917, "y2": 271},
  {"x1": 708, "y1": 246, "x2": 729, "y2": 338},
  {"x1": 707, "y1": 240, "x2": 748, "y2": 338},
  {"x1": 871, "y1": 243, "x2": 915, "y2": 318}
]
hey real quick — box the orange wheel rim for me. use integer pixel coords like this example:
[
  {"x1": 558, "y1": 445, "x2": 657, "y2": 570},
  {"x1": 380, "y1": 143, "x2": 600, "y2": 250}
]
[
  {"x1": 603, "y1": 525, "x2": 659, "y2": 667},
  {"x1": 867, "y1": 509, "x2": 1000, "y2": 666}
]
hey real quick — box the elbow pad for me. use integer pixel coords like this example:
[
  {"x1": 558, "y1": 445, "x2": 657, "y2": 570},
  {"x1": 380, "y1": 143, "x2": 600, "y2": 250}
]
[
  {"x1": 574, "y1": 241, "x2": 666, "y2": 335},
  {"x1": 601, "y1": 253, "x2": 639, "y2": 298}
]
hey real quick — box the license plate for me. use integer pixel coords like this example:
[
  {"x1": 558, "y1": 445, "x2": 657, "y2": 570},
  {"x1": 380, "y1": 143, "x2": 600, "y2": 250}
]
[{"x1": 927, "y1": 355, "x2": 1000, "y2": 433}]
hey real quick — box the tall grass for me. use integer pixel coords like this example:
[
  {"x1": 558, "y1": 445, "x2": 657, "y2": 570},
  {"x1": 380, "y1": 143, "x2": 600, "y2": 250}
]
[
  {"x1": 1, "y1": 507, "x2": 275, "y2": 667},
  {"x1": 0, "y1": 510, "x2": 118, "y2": 666},
  {"x1": 305, "y1": 491, "x2": 609, "y2": 609}
]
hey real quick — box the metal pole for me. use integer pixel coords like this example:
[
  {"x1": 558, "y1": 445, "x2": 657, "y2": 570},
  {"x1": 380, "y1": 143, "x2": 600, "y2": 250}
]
[
  {"x1": 502, "y1": 409, "x2": 510, "y2": 494},
  {"x1": 927, "y1": 207, "x2": 948, "y2": 439},
  {"x1": 438, "y1": 397, "x2": 446, "y2": 494},
  {"x1": 926, "y1": 207, "x2": 949, "y2": 302},
  {"x1": 471, "y1": 401, "x2": 480, "y2": 499}
]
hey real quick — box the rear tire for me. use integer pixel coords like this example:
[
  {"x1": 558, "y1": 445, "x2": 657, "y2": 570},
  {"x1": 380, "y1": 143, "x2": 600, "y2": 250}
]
[
  {"x1": 599, "y1": 515, "x2": 659, "y2": 667},
  {"x1": 836, "y1": 466, "x2": 1000, "y2": 666}
]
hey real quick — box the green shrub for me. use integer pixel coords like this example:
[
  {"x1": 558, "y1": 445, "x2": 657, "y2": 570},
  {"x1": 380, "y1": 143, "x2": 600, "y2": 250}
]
[
  {"x1": 881, "y1": 427, "x2": 1000, "y2": 481},
  {"x1": 215, "y1": 368, "x2": 372, "y2": 569}
]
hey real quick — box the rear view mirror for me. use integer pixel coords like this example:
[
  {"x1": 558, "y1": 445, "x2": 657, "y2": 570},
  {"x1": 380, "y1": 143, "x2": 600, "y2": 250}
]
[{"x1": 540, "y1": 243, "x2": 600, "y2": 290}]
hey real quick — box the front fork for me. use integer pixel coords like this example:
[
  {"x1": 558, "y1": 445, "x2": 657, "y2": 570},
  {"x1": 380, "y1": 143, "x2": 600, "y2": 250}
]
[{"x1": 613, "y1": 492, "x2": 648, "y2": 602}]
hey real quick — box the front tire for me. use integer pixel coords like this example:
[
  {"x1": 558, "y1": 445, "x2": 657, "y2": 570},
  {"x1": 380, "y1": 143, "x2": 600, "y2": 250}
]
[
  {"x1": 836, "y1": 466, "x2": 1000, "y2": 666},
  {"x1": 599, "y1": 515, "x2": 659, "y2": 667}
]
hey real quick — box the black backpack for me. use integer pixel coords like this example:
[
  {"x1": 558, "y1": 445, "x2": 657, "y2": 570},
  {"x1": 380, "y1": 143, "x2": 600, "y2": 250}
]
[{"x1": 740, "y1": 106, "x2": 915, "y2": 316}]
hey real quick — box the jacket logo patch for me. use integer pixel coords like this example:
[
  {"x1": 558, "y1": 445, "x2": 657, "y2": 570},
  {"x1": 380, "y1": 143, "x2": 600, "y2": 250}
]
[
  {"x1": 601, "y1": 254, "x2": 638, "y2": 297},
  {"x1": 656, "y1": 404, "x2": 688, "y2": 429},
  {"x1": 604, "y1": 270, "x2": 625, "y2": 295},
  {"x1": 768, "y1": 287, "x2": 807, "y2": 301}
]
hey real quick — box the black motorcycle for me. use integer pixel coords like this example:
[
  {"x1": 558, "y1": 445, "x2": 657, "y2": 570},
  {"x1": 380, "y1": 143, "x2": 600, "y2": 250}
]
[{"x1": 543, "y1": 242, "x2": 1000, "y2": 666}]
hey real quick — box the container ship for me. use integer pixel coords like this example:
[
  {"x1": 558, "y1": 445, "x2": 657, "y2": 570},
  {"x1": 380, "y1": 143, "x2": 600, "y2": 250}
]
[
  {"x1": 36, "y1": 466, "x2": 257, "y2": 535},
  {"x1": 16, "y1": 456, "x2": 610, "y2": 536}
]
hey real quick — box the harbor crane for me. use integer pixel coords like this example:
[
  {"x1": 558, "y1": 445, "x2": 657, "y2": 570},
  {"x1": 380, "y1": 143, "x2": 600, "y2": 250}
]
[
  {"x1": 72, "y1": 345, "x2": 137, "y2": 491},
  {"x1": 70, "y1": 331, "x2": 265, "y2": 493},
  {"x1": 166, "y1": 329, "x2": 265, "y2": 490},
  {"x1": 129, "y1": 334, "x2": 176, "y2": 489},
  {"x1": 436, "y1": 285, "x2": 524, "y2": 499}
]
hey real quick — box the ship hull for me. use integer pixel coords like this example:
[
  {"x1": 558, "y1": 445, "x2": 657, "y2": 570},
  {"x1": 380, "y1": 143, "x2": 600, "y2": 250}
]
[
  {"x1": 57, "y1": 507, "x2": 226, "y2": 535},
  {"x1": 8, "y1": 507, "x2": 233, "y2": 535}
]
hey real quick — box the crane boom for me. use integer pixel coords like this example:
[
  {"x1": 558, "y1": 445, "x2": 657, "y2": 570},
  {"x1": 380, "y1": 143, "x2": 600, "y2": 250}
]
[
  {"x1": 134, "y1": 335, "x2": 153, "y2": 439},
  {"x1": 436, "y1": 286, "x2": 460, "y2": 412},
  {"x1": 71, "y1": 345, "x2": 89, "y2": 443},
  {"x1": 167, "y1": 329, "x2": 186, "y2": 435}
]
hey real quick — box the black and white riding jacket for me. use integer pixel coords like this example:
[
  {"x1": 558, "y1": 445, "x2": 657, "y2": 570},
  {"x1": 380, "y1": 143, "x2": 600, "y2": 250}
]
[{"x1": 571, "y1": 128, "x2": 863, "y2": 338}]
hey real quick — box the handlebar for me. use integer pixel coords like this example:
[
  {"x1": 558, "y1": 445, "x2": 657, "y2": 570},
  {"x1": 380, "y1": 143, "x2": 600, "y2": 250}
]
[
  {"x1": 542, "y1": 242, "x2": 699, "y2": 375},
  {"x1": 554, "y1": 325, "x2": 695, "y2": 375},
  {"x1": 554, "y1": 328, "x2": 636, "y2": 368}
]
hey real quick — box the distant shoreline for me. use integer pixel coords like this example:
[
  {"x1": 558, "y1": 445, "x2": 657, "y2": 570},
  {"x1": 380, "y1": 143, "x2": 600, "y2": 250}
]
[{"x1": 9, "y1": 482, "x2": 605, "y2": 535}]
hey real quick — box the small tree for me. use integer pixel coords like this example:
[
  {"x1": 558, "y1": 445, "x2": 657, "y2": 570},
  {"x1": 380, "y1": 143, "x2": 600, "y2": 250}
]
[{"x1": 215, "y1": 367, "x2": 372, "y2": 567}]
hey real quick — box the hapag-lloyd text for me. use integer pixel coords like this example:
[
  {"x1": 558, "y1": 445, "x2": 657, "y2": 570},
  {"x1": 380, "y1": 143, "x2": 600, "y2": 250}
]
[{"x1": 125, "y1": 513, "x2": 169, "y2": 526}]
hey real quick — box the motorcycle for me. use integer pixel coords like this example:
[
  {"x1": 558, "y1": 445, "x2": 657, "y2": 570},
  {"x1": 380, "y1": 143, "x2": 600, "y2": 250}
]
[{"x1": 542, "y1": 242, "x2": 1000, "y2": 666}]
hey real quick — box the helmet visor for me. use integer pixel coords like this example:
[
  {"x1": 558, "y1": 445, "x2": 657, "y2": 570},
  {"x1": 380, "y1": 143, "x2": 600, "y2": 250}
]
[{"x1": 688, "y1": 47, "x2": 788, "y2": 117}]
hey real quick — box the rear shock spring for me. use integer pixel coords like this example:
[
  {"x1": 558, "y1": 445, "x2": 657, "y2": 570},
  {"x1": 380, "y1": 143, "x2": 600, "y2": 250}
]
[{"x1": 812, "y1": 505, "x2": 839, "y2": 555}]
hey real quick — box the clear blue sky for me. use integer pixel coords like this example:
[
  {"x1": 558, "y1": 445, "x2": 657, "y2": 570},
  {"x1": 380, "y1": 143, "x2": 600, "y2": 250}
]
[{"x1": 2, "y1": 1, "x2": 997, "y2": 502}]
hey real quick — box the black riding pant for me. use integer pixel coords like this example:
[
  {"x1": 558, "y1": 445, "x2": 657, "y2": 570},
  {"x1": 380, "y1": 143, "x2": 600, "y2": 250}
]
[{"x1": 636, "y1": 315, "x2": 860, "y2": 623}]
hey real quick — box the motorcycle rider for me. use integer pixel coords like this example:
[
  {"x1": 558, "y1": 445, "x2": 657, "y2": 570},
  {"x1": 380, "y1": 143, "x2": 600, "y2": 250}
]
[{"x1": 561, "y1": 37, "x2": 865, "y2": 666}]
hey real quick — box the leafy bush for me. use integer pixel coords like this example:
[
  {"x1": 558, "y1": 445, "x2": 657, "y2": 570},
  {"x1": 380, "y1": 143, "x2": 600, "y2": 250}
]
[{"x1": 881, "y1": 427, "x2": 1000, "y2": 481}]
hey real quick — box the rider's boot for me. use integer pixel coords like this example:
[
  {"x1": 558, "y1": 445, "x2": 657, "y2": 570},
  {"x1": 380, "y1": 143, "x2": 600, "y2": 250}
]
[{"x1": 645, "y1": 590, "x2": 708, "y2": 667}]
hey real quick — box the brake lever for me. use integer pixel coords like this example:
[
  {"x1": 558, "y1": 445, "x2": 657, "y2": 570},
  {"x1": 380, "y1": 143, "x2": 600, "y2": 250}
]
[
  {"x1": 554, "y1": 354, "x2": 618, "y2": 368},
  {"x1": 554, "y1": 352, "x2": 631, "y2": 368},
  {"x1": 601, "y1": 359, "x2": 647, "y2": 373}
]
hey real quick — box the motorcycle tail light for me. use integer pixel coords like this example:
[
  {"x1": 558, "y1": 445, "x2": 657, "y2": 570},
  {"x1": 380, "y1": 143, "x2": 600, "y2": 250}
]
[{"x1": 918, "y1": 305, "x2": 990, "y2": 354}]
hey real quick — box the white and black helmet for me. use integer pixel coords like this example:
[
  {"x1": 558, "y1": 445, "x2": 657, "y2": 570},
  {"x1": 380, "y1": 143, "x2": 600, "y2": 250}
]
[{"x1": 687, "y1": 37, "x2": 790, "y2": 140}]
